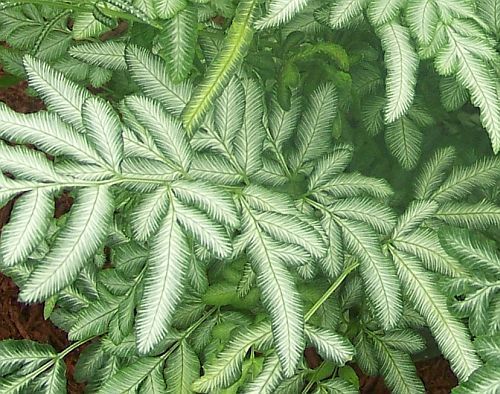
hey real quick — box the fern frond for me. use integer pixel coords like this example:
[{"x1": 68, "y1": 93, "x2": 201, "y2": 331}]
[
  {"x1": 135, "y1": 206, "x2": 189, "y2": 354},
  {"x1": 0, "y1": 189, "x2": 53, "y2": 267},
  {"x1": 452, "y1": 363, "x2": 500, "y2": 394},
  {"x1": 140, "y1": 364, "x2": 166, "y2": 393},
  {"x1": 125, "y1": 44, "x2": 192, "y2": 117},
  {"x1": 317, "y1": 172, "x2": 393, "y2": 199},
  {"x1": 214, "y1": 77, "x2": 245, "y2": 147},
  {"x1": 164, "y1": 340, "x2": 200, "y2": 393},
  {"x1": 155, "y1": 0, "x2": 186, "y2": 19},
  {"x1": 329, "y1": 0, "x2": 368, "y2": 30},
  {"x1": 406, "y1": 0, "x2": 439, "y2": 45},
  {"x1": 234, "y1": 78, "x2": 266, "y2": 177},
  {"x1": 175, "y1": 199, "x2": 232, "y2": 258},
  {"x1": 329, "y1": 197, "x2": 396, "y2": 234},
  {"x1": 255, "y1": 0, "x2": 310, "y2": 30},
  {"x1": 242, "y1": 354, "x2": 283, "y2": 393},
  {"x1": 124, "y1": 95, "x2": 192, "y2": 171},
  {"x1": 130, "y1": 187, "x2": 170, "y2": 242},
  {"x1": 268, "y1": 90, "x2": 301, "y2": 152},
  {"x1": 381, "y1": 329, "x2": 426, "y2": 354},
  {"x1": 172, "y1": 180, "x2": 239, "y2": 229},
  {"x1": 372, "y1": 335, "x2": 425, "y2": 394},
  {"x1": 290, "y1": 83, "x2": 338, "y2": 171},
  {"x1": 255, "y1": 211, "x2": 326, "y2": 259},
  {"x1": 336, "y1": 218, "x2": 402, "y2": 329},
  {"x1": 82, "y1": 97, "x2": 124, "y2": 171},
  {"x1": 23, "y1": 55, "x2": 91, "y2": 131},
  {"x1": 72, "y1": 12, "x2": 108, "y2": 40},
  {"x1": 367, "y1": 0, "x2": 405, "y2": 26},
  {"x1": 0, "y1": 340, "x2": 55, "y2": 376},
  {"x1": 307, "y1": 147, "x2": 353, "y2": 192},
  {"x1": 393, "y1": 229, "x2": 465, "y2": 277},
  {"x1": 449, "y1": 31, "x2": 500, "y2": 152},
  {"x1": 390, "y1": 247, "x2": 481, "y2": 381},
  {"x1": 436, "y1": 201, "x2": 500, "y2": 229},
  {"x1": 246, "y1": 236, "x2": 304, "y2": 377},
  {"x1": 193, "y1": 322, "x2": 272, "y2": 392},
  {"x1": 385, "y1": 117, "x2": 422, "y2": 170},
  {"x1": 161, "y1": 5, "x2": 198, "y2": 82},
  {"x1": 440, "y1": 228, "x2": 500, "y2": 275},
  {"x1": 0, "y1": 104, "x2": 102, "y2": 165},
  {"x1": 98, "y1": 357, "x2": 163, "y2": 394},
  {"x1": 69, "y1": 42, "x2": 127, "y2": 70},
  {"x1": 378, "y1": 22, "x2": 419, "y2": 123},
  {"x1": 20, "y1": 187, "x2": 113, "y2": 302},
  {"x1": 182, "y1": 0, "x2": 258, "y2": 133},
  {"x1": 190, "y1": 154, "x2": 243, "y2": 185},
  {"x1": 414, "y1": 147, "x2": 456, "y2": 200},
  {"x1": 431, "y1": 157, "x2": 500, "y2": 203},
  {"x1": 305, "y1": 324, "x2": 354, "y2": 365}
]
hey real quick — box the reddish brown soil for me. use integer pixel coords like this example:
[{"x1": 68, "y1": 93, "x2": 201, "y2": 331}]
[{"x1": 0, "y1": 68, "x2": 459, "y2": 393}]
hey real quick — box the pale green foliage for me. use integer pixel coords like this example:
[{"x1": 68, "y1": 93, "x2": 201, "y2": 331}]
[{"x1": 0, "y1": 1, "x2": 499, "y2": 392}]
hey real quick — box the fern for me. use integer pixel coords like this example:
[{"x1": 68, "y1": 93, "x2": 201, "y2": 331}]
[{"x1": 0, "y1": 2, "x2": 500, "y2": 393}]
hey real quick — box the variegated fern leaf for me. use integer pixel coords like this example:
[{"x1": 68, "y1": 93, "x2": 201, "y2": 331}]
[{"x1": 0, "y1": 1, "x2": 500, "y2": 393}]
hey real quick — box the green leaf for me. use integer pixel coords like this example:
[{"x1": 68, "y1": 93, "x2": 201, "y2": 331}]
[
  {"x1": 385, "y1": 117, "x2": 422, "y2": 170},
  {"x1": 175, "y1": 198, "x2": 233, "y2": 258},
  {"x1": 125, "y1": 44, "x2": 192, "y2": 117},
  {"x1": 182, "y1": 0, "x2": 258, "y2": 133},
  {"x1": 23, "y1": 55, "x2": 91, "y2": 131},
  {"x1": 337, "y1": 218, "x2": 402, "y2": 329},
  {"x1": 39, "y1": 359, "x2": 66, "y2": 394},
  {"x1": 161, "y1": 5, "x2": 198, "y2": 82},
  {"x1": 82, "y1": 97, "x2": 124, "y2": 171},
  {"x1": 234, "y1": 78, "x2": 266, "y2": 177},
  {"x1": 367, "y1": 0, "x2": 405, "y2": 26},
  {"x1": 0, "y1": 103, "x2": 103, "y2": 165},
  {"x1": 380, "y1": 329, "x2": 426, "y2": 354},
  {"x1": 172, "y1": 180, "x2": 239, "y2": 230},
  {"x1": 406, "y1": 0, "x2": 439, "y2": 45},
  {"x1": 98, "y1": 357, "x2": 163, "y2": 394},
  {"x1": 414, "y1": 147, "x2": 456, "y2": 200},
  {"x1": 431, "y1": 157, "x2": 500, "y2": 203},
  {"x1": 378, "y1": 22, "x2": 419, "y2": 123},
  {"x1": 329, "y1": 197, "x2": 396, "y2": 234},
  {"x1": 20, "y1": 186, "x2": 113, "y2": 302},
  {"x1": 329, "y1": 0, "x2": 368, "y2": 30},
  {"x1": 192, "y1": 322, "x2": 272, "y2": 392},
  {"x1": 0, "y1": 340, "x2": 55, "y2": 376},
  {"x1": 69, "y1": 297, "x2": 119, "y2": 341},
  {"x1": 139, "y1": 364, "x2": 166, "y2": 393},
  {"x1": 0, "y1": 189, "x2": 53, "y2": 266},
  {"x1": 164, "y1": 340, "x2": 200, "y2": 393},
  {"x1": 435, "y1": 201, "x2": 500, "y2": 229},
  {"x1": 255, "y1": 0, "x2": 310, "y2": 30},
  {"x1": 135, "y1": 205, "x2": 189, "y2": 354},
  {"x1": 155, "y1": 0, "x2": 186, "y2": 19},
  {"x1": 452, "y1": 363, "x2": 500, "y2": 394},
  {"x1": 69, "y1": 42, "x2": 127, "y2": 70},
  {"x1": 290, "y1": 83, "x2": 338, "y2": 171},
  {"x1": 305, "y1": 324, "x2": 354, "y2": 365},
  {"x1": 125, "y1": 95, "x2": 192, "y2": 171},
  {"x1": 242, "y1": 354, "x2": 283, "y2": 394},
  {"x1": 72, "y1": 12, "x2": 108, "y2": 40},
  {"x1": 393, "y1": 229, "x2": 465, "y2": 277},
  {"x1": 130, "y1": 187, "x2": 170, "y2": 242},
  {"x1": 372, "y1": 335, "x2": 425, "y2": 394},
  {"x1": 390, "y1": 248, "x2": 481, "y2": 381}
]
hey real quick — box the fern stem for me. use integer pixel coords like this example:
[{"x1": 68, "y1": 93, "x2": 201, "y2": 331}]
[
  {"x1": 304, "y1": 261, "x2": 359, "y2": 322},
  {"x1": 58, "y1": 337, "x2": 94, "y2": 359}
]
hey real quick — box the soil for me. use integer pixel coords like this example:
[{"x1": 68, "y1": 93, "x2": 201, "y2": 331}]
[{"x1": 0, "y1": 69, "x2": 459, "y2": 393}]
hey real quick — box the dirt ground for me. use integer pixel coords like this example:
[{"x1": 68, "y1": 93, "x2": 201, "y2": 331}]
[{"x1": 0, "y1": 69, "x2": 459, "y2": 393}]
